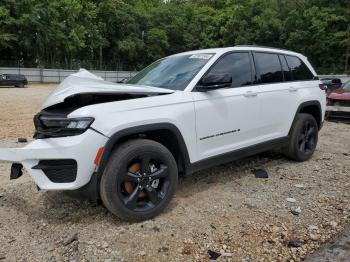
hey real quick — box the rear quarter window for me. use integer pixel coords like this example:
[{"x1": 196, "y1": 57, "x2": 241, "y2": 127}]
[{"x1": 285, "y1": 56, "x2": 314, "y2": 81}]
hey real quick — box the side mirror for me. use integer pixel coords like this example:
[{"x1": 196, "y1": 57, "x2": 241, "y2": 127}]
[{"x1": 196, "y1": 74, "x2": 232, "y2": 91}]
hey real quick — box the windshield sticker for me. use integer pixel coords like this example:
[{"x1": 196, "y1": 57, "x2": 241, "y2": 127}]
[{"x1": 189, "y1": 54, "x2": 213, "y2": 60}]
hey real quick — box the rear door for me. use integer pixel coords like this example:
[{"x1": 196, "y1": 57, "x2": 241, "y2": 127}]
[
  {"x1": 192, "y1": 52, "x2": 263, "y2": 160},
  {"x1": 253, "y1": 52, "x2": 311, "y2": 139}
]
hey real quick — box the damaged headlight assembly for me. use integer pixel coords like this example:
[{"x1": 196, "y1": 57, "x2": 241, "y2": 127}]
[{"x1": 34, "y1": 116, "x2": 94, "y2": 138}]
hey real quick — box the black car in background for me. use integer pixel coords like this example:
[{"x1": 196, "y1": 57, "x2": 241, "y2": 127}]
[{"x1": 0, "y1": 74, "x2": 28, "y2": 88}]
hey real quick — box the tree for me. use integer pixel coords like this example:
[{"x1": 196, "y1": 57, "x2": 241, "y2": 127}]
[{"x1": 0, "y1": 0, "x2": 348, "y2": 73}]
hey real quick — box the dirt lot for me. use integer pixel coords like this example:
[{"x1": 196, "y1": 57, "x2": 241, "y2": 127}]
[{"x1": 0, "y1": 84, "x2": 349, "y2": 261}]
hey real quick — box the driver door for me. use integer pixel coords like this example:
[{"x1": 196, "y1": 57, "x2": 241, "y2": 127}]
[{"x1": 192, "y1": 52, "x2": 264, "y2": 161}]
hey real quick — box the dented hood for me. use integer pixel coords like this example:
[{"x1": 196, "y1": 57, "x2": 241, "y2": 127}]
[
  {"x1": 42, "y1": 69, "x2": 174, "y2": 109},
  {"x1": 327, "y1": 88, "x2": 350, "y2": 101}
]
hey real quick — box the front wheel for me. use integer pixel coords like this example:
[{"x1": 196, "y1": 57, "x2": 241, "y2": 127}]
[
  {"x1": 283, "y1": 113, "x2": 319, "y2": 161},
  {"x1": 100, "y1": 139, "x2": 178, "y2": 221}
]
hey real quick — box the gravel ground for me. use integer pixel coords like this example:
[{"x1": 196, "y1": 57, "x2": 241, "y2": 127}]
[
  {"x1": 0, "y1": 85, "x2": 349, "y2": 261},
  {"x1": 0, "y1": 84, "x2": 56, "y2": 139},
  {"x1": 306, "y1": 223, "x2": 350, "y2": 262}
]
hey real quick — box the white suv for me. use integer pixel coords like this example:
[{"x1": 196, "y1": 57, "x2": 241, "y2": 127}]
[{"x1": 0, "y1": 46, "x2": 326, "y2": 221}]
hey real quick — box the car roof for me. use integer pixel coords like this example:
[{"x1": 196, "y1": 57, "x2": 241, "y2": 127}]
[
  {"x1": 1, "y1": 74, "x2": 25, "y2": 77},
  {"x1": 171, "y1": 45, "x2": 304, "y2": 58}
]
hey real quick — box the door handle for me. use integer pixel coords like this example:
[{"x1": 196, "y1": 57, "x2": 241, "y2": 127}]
[
  {"x1": 243, "y1": 91, "x2": 258, "y2": 97},
  {"x1": 289, "y1": 86, "x2": 298, "y2": 92}
]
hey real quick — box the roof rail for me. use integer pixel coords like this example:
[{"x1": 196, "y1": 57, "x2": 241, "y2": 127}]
[{"x1": 235, "y1": 45, "x2": 297, "y2": 53}]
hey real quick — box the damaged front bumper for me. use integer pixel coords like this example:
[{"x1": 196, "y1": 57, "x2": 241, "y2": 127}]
[
  {"x1": 0, "y1": 129, "x2": 108, "y2": 190},
  {"x1": 326, "y1": 105, "x2": 350, "y2": 121}
]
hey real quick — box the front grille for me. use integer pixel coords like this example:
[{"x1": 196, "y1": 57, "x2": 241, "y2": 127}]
[
  {"x1": 32, "y1": 159, "x2": 77, "y2": 183},
  {"x1": 333, "y1": 100, "x2": 350, "y2": 107},
  {"x1": 327, "y1": 111, "x2": 350, "y2": 121}
]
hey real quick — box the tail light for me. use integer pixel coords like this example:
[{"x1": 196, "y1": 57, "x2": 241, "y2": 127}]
[{"x1": 319, "y1": 83, "x2": 327, "y2": 90}]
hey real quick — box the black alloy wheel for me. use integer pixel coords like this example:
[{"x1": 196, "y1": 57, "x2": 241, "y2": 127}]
[
  {"x1": 100, "y1": 139, "x2": 178, "y2": 221},
  {"x1": 297, "y1": 119, "x2": 317, "y2": 155},
  {"x1": 118, "y1": 155, "x2": 170, "y2": 212},
  {"x1": 283, "y1": 113, "x2": 319, "y2": 162}
]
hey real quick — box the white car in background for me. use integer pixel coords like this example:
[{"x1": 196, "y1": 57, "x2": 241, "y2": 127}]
[{"x1": 0, "y1": 46, "x2": 326, "y2": 221}]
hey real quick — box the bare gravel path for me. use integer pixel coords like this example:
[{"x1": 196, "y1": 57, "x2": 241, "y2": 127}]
[
  {"x1": 0, "y1": 84, "x2": 55, "y2": 139},
  {"x1": 305, "y1": 224, "x2": 350, "y2": 262},
  {"x1": 0, "y1": 85, "x2": 349, "y2": 261}
]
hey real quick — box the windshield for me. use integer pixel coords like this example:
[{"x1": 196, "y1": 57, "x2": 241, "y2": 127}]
[
  {"x1": 127, "y1": 53, "x2": 214, "y2": 90},
  {"x1": 321, "y1": 79, "x2": 331, "y2": 84},
  {"x1": 342, "y1": 80, "x2": 350, "y2": 90}
]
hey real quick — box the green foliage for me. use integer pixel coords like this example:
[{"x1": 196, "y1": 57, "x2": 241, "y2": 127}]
[{"x1": 0, "y1": 0, "x2": 348, "y2": 73}]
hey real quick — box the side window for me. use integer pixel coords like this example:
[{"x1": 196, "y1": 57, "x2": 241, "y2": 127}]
[
  {"x1": 279, "y1": 55, "x2": 292, "y2": 81},
  {"x1": 254, "y1": 52, "x2": 283, "y2": 84},
  {"x1": 285, "y1": 55, "x2": 314, "y2": 81},
  {"x1": 205, "y1": 52, "x2": 253, "y2": 88}
]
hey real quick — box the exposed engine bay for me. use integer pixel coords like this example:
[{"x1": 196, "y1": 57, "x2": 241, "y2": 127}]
[{"x1": 34, "y1": 69, "x2": 174, "y2": 138}]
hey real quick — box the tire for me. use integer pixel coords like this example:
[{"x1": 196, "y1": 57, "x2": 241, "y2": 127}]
[
  {"x1": 100, "y1": 139, "x2": 178, "y2": 221},
  {"x1": 283, "y1": 113, "x2": 318, "y2": 162},
  {"x1": 15, "y1": 83, "x2": 24, "y2": 88}
]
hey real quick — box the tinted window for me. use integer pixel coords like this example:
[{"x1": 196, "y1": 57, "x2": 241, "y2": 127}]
[
  {"x1": 279, "y1": 55, "x2": 292, "y2": 81},
  {"x1": 285, "y1": 56, "x2": 314, "y2": 81},
  {"x1": 254, "y1": 53, "x2": 283, "y2": 84},
  {"x1": 204, "y1": 52, "x2": 252, "y2": 88}
]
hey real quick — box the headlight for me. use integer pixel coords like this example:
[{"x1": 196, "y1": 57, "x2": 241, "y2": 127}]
[
  {"x1": 40, "y1": 117, "x2": 94, "y2": 129},
  {"x1": 326, "y1": 98, "x2": 333, "y2": 106},
  {"x1": 34, "y1": 116, "x2": 94, "y2": 138}
]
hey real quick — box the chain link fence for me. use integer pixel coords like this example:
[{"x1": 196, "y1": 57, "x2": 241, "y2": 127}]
[{"x1": 1, "y1": 67, "x2": 349, "y2": 84}]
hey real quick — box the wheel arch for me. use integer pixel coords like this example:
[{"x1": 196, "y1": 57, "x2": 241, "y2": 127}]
[
  {"x1": 289, "y1": 100, "x2": 323, "y2": 135},
  {"x1": 96, "y1": 123, "x2": 191, "y2": 176}
]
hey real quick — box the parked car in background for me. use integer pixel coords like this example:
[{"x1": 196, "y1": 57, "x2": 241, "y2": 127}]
[
  {"x1": 320, "y1": 78, "x2": 342, "y2": 92},
  {"x1": 0, "y1": 74, "x2": 28, "y2": 88},
  {"x1": 326, "y1": 80, "x2": 350, "y2": 121}
]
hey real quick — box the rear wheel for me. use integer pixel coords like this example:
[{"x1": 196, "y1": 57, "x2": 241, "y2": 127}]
[
  {"x1": 15, "y1": 83, "x2": 24, "y2": 88},
  {"x1": 283, "y1": 113, "x2": 318, "y2": 161},
  {"x1": 100, "y1": 139, "x2": 178, "y2": 221}
]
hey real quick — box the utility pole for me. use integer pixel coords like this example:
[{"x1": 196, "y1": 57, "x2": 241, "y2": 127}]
[
  {"x1": 99, "y1": 45, "x2": 103, "y2": 70},
  {"x1": 345, "y1": 27, "x2": 350, "y2": 74},
  {"x1": 346, "y1": 46, "x2": 349, "y2": 74},
  {"x1": 345, "y1": 4, "x2": 350, "y2": 75}
]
